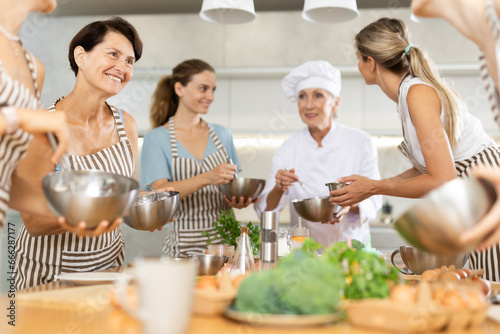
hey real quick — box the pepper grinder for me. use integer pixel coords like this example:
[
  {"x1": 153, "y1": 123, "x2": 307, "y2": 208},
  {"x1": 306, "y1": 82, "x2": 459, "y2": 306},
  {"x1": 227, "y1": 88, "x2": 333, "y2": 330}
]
[{"x1": 259, "y1": 211, "x2": 279, "y2": 271}]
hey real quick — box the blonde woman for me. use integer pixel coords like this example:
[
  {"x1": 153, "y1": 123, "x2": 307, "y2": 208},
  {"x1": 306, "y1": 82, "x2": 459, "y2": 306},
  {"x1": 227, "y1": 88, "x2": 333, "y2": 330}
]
[
  {"x1": 411, "y1": 1, "x2": 500, "y2": 252},
  {"x1": 329, "y1": 18, "x2": 500, "y2": 281}
]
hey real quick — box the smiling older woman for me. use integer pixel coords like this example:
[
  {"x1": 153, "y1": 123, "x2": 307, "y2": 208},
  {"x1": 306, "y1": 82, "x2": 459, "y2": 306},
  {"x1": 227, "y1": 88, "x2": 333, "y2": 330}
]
[
  {"x1": 15, "y1": 17, "x2": 142, "y2": 290},
  {"x1": 254, "y1": 60, "x2": 382, "y2": 248}
]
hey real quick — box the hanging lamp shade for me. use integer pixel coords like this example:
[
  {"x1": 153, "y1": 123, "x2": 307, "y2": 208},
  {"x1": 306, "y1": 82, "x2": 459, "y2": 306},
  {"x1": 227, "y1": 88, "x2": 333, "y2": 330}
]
[
  {"x1": 302, "y1": 0, "x2": 359, "y2": 23},
  {"x1": 200, "y1": 0, "x2": 256, "y2": 24}
]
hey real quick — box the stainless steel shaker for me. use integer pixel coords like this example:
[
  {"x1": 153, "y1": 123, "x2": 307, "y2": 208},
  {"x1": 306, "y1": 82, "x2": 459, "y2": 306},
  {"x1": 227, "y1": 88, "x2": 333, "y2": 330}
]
[{"x1": 260, "y1": 211, "x2": 279, "y2": 270}]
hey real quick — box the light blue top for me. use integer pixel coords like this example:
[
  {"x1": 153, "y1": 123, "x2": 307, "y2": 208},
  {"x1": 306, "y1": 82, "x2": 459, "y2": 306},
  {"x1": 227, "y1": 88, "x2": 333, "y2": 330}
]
[{"x1": 140, "y1": 122, "x2": 241, "y2": 186}]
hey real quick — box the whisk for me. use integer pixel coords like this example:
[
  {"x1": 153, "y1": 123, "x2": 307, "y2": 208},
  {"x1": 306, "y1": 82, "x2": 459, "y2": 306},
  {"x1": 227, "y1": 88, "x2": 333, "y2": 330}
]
[{"x1": 284, "y1": 168, "x2": 319, "y2": 198}]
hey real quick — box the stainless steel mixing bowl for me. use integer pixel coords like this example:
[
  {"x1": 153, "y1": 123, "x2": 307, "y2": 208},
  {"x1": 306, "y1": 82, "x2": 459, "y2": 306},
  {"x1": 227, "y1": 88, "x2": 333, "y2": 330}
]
[
  {"x1": 42, "y1": 170, "x2": 139, "y2": 229},
  {"x1": 219, "y1": 177, "x2": 266, "y2": 201},
  {"x1": 391, "y1": 246, "x2": 468, "y2": 275},
  {"x1": 292, "y1": 196, "x2": 336, "y2": 222},
  {"x1": 394, "y1": 177, "x2": 496, "y2": 255},
  {"x1": 123, "y1": 191, "x2": 180, "y2": 231},
  {"x1": 189, "y1": 254, "x2": 228, "y2": 276}
]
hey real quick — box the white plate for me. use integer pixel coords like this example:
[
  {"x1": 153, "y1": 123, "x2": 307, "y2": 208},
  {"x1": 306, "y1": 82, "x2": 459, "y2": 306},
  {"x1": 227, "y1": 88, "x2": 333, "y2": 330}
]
[
  {"x1": 55, "y1": 272, "x2": 129, "y2": 285},
  {"x1": 224, "y1": 307, "x2": 340, "y2": 327}
]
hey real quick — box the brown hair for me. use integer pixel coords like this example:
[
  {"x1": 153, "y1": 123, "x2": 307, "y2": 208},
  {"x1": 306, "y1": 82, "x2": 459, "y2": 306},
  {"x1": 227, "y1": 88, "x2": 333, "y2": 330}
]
[
  {"x1": 150, "y1": 59, "x2": 215, "y2": 128},
  {"x1": 355, "y1": 18, "x2": 461, "y2": 148},
  {"x1": 68, "y1": 17, "x2": 143, "y2": 76}
]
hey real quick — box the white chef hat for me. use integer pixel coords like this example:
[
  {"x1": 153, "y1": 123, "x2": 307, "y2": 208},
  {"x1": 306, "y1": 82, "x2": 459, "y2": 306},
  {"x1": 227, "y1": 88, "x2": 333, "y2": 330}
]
[{"x1": 282, "y1": 60, "x2": 341, "y2": 102}]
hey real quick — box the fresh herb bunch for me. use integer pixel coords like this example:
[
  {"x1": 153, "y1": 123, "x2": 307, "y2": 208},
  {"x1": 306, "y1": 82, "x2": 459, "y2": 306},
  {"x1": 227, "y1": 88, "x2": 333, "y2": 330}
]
[{"x1": 202, "y1": 209, "x2": 260, "y2": 255}]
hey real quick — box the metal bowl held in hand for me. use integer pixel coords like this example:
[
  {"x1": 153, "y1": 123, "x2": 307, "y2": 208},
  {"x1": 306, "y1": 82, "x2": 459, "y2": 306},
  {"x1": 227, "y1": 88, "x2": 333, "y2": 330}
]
[
  {"x1": 325, "y1": 182, "x2": 348, "y2": 214},
  {"x1": 219, "y1": 177, "x2": 266, "y2": 201},
  {"x1": 292, "y1": 196, "x2": 336, "y2": 222},
  {"x1": 189, "y1": 254, "x2": 228, "y2": 276},
  {"x1": 394, "y1": 177, "x2": 496, "y2": 255},
  {"x1": 42, "y1": 170, "x2": 139, "y2": 229},
  {"x1": 123, "y1": 191, "x2": 180, "y2": 231},
  {"x1": 391, "y1": 246, "x2": 468, "y2": 275}
]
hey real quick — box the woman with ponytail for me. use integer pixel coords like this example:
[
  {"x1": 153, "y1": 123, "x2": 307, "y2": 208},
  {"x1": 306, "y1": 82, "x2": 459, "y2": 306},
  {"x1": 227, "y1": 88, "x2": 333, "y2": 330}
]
[
  {"x1": 329, "y1": 18, "x2": 500, "y2": 281},
  {"x1": 141, "y1": 59, "x2": 253, "y2": 257}
]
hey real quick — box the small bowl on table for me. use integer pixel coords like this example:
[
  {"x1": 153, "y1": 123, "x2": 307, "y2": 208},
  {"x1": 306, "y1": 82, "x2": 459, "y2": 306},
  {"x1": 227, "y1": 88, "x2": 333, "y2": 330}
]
[
  {"x1": 292, "y1": 196, "x2": 336, "y2": 222},
  {"x1": 189, "y1": 254, "x2": 229, "y2": 276},
  {"x1": 219, "y1": 177, "x2": 266, "y2": 201},
  {"x1": 42, "y1": 170, "x2": 139, "y2": 229},
  {"x1": 123, "y1": 191, "x2": 180, "y2": 231}
]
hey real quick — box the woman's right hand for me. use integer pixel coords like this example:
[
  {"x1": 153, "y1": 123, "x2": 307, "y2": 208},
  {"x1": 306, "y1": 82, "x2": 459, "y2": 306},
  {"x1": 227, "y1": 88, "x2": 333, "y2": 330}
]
[
  {"x1": 206, "y1": 162, "x2": 237, "y2": 185},
  {"x1": 19, "y1": 109, "x2": 69, "y2": 165},
  {"x1": 275, "y1": 168, "x2": 299, "y2": 191}
]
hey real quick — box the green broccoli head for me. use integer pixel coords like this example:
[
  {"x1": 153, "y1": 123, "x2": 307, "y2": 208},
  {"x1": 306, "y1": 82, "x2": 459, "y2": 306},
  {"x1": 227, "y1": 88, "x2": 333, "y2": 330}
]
[
  {"x1": 234, "y1": 271, "x2": 282, "y2": 314},
  {"x1": 274, "y1": 251, "x2": 345, "y2": 314}
]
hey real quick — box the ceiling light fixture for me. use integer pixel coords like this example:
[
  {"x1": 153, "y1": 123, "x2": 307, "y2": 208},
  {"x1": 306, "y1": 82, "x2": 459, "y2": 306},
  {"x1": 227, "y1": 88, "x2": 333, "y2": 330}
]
[
  {"x1": 302, "y1": 0, "x2": 359, "y2": 23},
  {"x1": 200, "y1": 0, "x2": 256, "y2": 24}
]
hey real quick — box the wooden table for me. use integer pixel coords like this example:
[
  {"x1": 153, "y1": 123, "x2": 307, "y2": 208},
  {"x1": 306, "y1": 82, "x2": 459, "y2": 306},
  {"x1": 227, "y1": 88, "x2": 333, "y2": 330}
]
[{"x1": 2, "y1": 280, "x2": 500, "y2": 334}]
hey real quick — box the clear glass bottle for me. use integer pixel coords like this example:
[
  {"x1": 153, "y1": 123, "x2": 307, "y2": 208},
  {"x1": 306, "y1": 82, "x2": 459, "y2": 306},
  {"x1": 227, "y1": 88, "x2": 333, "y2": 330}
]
[
  {"x1": 290, "y1": 217, "x2": 309, "y2": 250},
  {"x1": 230, "y1": 226, "x2": 255, "y2": 275},
  {"x1": 278, "y1": 227, "x2": 290, "y2": 257}
]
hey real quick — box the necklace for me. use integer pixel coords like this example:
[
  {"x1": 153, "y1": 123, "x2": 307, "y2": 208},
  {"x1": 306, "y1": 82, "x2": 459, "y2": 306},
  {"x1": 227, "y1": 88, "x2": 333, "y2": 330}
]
[
  {"x1": 0, "y1": 22, "x2": 20, "y2": 42},
  {"x1": 0, "y1": 22, "x2": 21, "y2": 57}
]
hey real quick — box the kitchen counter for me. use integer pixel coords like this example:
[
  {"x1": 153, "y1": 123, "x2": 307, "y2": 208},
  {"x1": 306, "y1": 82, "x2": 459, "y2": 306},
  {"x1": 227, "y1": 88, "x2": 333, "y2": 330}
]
[{"x1": 2, "y1": 280, "x2": 500, "y2": 334}]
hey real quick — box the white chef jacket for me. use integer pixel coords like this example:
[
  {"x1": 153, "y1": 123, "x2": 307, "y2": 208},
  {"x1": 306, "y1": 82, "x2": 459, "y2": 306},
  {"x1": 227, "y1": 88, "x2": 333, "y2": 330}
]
[{"x1": 254, "y1": 122, "x2": 382, "y2": 247}]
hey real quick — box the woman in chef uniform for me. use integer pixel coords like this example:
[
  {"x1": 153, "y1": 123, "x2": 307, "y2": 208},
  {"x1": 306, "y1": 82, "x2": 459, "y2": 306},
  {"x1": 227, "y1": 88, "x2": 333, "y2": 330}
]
[
  {"x1": 15, "y1": 17, "x2": 142, "y2": 289},
  {"x1": 254, "y1": 60, "x2": 382, "y2": 247},
  {"x1": 141, "y1": 59, "x2": 253, "y2": 257},
  {"x1": 332, "y1": 18, "x2": 500, "y2": 281},
  {"x1": 411, "y1": 0, "x2": 500, "y2": 251}
]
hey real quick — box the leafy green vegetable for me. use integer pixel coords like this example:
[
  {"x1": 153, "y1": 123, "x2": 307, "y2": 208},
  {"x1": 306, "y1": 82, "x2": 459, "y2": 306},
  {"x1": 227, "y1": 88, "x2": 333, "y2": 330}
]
[
  {"x1": 235, "y1": 238, "x2": 401, "y2": 315},
  {"x1": 235, "y1": 248, "x2": 345, "y2": 314},
  {"x1": 322, "y1": 240, "x2": 401, "y2": 300},
  {"x1": 201, "y1": 209, "x2": 260, "y2": 255}
]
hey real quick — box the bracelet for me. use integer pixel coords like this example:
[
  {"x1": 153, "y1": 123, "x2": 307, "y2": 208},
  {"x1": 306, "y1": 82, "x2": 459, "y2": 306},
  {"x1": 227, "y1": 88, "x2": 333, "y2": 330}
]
[{"x1": 1, "y1": 106, "x2": 19, "y2": 134}]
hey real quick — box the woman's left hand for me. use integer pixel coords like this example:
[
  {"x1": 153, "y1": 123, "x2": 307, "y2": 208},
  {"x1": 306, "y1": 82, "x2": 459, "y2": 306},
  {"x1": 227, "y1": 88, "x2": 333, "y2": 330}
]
[
  {"x1": 329, "y1": 175, "x2": 375, "y2": 207},
  {"x1": 58, "y1": 217, "x2": 123, "y2": 237},
  {"x1": 223, "y1": 195, "x2": 260, "y2": 209},
  {"x1": 321, "y1": 206, "x2": 350, "y2": 224}
]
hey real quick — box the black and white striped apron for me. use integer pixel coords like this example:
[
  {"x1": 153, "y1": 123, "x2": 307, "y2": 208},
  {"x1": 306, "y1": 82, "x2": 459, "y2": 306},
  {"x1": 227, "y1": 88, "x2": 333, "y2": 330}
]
[
  {"x1": 399, "y1": 141, "x2": 500, "y2": 281},
  {"x1": 15, "y1": 103, "x2": 135, "y2": 290},
  {"x1": 162, "y1": 118, "x2": 228, "y2": 257},
  {"x1": 481, "y1": 0, "x2": 500, "y2": 127},
  {"x1": 0, "y1": 50, "x2": 40, "y2": 230}
]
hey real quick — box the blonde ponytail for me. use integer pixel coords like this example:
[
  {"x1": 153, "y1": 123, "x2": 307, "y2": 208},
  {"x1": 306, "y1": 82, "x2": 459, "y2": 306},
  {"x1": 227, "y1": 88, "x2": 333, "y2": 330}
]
[{"x1": 355, "y1": 18, "x2": 462, "y2": 148}]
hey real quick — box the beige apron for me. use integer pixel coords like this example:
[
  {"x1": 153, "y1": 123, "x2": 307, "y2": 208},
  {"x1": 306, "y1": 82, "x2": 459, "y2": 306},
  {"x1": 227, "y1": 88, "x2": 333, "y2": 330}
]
[
  {"x1": 0, "y1": 50, "x2": 39, "y2": 229},
  {"x1": 162, "y1": 118, "x2": 228, "y2": 257},
  {"x1": 15, "y1": 104, "x2": 134, "y2": 290}
]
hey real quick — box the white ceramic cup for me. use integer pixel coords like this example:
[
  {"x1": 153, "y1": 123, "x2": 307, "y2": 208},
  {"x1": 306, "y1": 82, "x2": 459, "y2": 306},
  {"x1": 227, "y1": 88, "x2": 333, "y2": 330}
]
[{"x1": 116, "y1": 257, "x2": 197, "y2": 334}]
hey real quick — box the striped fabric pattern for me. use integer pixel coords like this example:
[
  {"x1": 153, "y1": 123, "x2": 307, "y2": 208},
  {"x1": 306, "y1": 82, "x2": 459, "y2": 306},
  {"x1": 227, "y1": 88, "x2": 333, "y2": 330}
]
[
  {"x1": 15, "y1": 103, "x2": 134, "y2": 290},
  {"x1": 162, "y1": 118, "x2": 228, "y2": 257},
  {"x1": 0, "y1": 50, "x2": 40, "y2": 230},
  {"x1": 400, "y1": 139, "x2": 500, "y2": 281},
  {"x1": 480, "y1": 0, "x2": 500, "y2": 127}
]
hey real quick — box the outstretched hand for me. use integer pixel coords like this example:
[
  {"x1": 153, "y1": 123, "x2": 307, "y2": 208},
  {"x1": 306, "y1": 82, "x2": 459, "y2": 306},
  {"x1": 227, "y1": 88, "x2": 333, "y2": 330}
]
[
  {"x1": 223, "y1": 195, "x2": 259, "y2": 209},
  {"x1": 329, "y1": 175, "x2": 374, "y2": 207}
]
